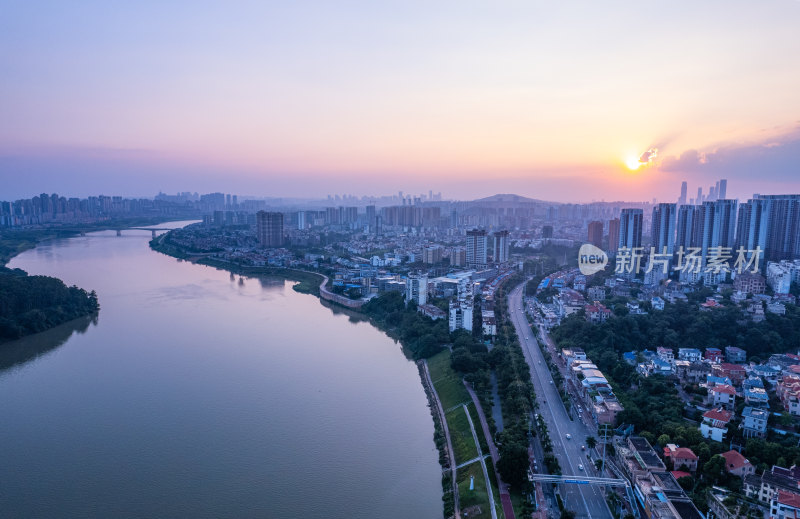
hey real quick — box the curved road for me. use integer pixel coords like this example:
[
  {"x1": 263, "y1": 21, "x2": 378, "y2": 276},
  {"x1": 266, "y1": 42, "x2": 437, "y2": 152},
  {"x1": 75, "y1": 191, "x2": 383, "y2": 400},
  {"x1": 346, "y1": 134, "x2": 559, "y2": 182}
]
[{"x1": 508, "y1": 282, "x2": 612, "y2": 519}]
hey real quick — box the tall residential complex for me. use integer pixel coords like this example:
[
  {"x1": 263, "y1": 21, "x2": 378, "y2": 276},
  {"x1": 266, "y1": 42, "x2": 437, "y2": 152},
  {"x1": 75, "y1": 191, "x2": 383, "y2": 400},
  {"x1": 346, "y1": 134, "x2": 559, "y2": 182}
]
[
  {"x1": 466, "y1": 229, "x2": 488, "y2": 269},
  {"x1": 256, "y1": 211, "x2": 284, "y2": 247},
  {"x1": 651, "y1": 203, "x2": 677, "y2": 254},
  {"x1": 587, "y1": 221, "x2": 604, "y2": 248},
  {"x1": 491, "y1": 230, "x2": 510, "y2": 264},
  {"x1": 607, "y1": 218, "x2": 620, "y2": 253},
  {"x1": 738, "y1": 194, "x2": 800, "y2": 262},
  {"x1": 676, "y1": 205, "x2": 701, "y2": 250},
  {"x1": 618, "y1": 209, "x2": 643, "y2": 249}
]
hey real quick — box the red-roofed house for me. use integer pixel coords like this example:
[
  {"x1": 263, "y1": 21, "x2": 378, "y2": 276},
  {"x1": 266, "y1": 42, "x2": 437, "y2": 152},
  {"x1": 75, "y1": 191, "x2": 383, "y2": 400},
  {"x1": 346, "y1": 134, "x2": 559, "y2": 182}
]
[
  {"x1": 664, "y1": 444, "x2": 699, "y2": 472},
  {"x1": 721, "y1": 450, "x2": 755, "y2": 477},
  {"x1": 585, "y1": 302, "x2": 611, "y2": 323},
  {"x1": 705, "y1": 347, "x2": 723, "y2": 363},
  {"x1": 772, "y1": 489, "x2": 800, "y2": 519},
  {"x1": 701, "y1": 408, "x2": 733, "y2": 442},
  {"x1": 777, "y1": 375, "x2": 800, "y2": 417},
  {"x1": 714, "y1": 363, "x2": 747, "y2": 385},
  {"x1": 671, "y1": 471, "x2": 691, "y2": 481},
  {"x1": 707, "y1": 384, "x2": 737, "y2": 410}
]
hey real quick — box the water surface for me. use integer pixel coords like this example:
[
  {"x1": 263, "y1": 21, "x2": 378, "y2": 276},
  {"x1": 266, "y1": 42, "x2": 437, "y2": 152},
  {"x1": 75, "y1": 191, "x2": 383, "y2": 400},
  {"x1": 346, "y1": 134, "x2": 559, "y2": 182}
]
[{"x1": 1, "y1": 225, "x2": 441, "y2": 518}]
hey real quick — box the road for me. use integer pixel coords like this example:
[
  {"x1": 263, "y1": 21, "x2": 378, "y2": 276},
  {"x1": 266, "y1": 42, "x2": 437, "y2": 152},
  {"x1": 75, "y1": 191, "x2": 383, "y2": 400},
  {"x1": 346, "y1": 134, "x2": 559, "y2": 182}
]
[{"x1": 507, "y1": 282, "x2": 612, "y2": 519}]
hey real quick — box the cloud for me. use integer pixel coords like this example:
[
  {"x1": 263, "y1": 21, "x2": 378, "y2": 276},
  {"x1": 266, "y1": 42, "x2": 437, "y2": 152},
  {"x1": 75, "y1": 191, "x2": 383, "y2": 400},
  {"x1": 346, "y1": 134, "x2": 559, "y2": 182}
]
[
  {"x1": 659, "y1": 128, "x2": 800, "y2": 182},
  {"x1": 638, "y1": 148, "x2": 658, "y2": 164}
]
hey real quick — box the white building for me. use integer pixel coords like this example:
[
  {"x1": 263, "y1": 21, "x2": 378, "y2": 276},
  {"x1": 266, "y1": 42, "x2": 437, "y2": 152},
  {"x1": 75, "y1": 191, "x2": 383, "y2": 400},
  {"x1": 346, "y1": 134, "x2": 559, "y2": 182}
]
[
  {"x1": 700, "y1": 408, "x2": 732, "y2": 442},
  {"x1": 405, "y1": 274, "x2": 428, "y2": 306},
  {"x1": 767, "y1": 260, "x2": 800, "y2": 294}
]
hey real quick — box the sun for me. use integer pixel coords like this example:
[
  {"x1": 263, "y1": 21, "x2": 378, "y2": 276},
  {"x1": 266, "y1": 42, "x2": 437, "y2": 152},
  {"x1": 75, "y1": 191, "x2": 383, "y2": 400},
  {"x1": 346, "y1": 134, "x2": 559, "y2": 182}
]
[{"x1": 625, "y1": 156, "x2": 642, "y2": 171}]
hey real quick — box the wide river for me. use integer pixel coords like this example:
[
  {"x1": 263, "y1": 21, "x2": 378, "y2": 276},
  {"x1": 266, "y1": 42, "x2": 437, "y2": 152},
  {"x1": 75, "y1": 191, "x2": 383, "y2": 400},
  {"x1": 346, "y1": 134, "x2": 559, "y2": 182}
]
[{"x1": 1, "y1": 223, "x2": 441, "y2": 518}]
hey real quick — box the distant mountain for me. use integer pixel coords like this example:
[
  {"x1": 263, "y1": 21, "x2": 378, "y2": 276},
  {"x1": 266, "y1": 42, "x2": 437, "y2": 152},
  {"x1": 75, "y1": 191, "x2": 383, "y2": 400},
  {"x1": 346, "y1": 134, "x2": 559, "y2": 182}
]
[{"x1": 470, "y1": 193, "x2": 557, "y2": 204}]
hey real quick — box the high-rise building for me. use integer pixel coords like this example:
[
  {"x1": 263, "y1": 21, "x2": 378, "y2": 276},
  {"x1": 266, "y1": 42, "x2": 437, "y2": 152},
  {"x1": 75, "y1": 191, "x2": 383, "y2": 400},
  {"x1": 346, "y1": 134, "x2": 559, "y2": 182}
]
[
  {"x1": 618, "y1": 209, "x2": 643, "y2": 249},
  {"x1": 646, "y1": 203, "x2": 677, "y2": 285},
  {"x1": 542, "y1": 225, "x2": 554, "y2": 239},
  {"x1": 718, "y1": 179, "x2": 727, "y2": 200},
  {"x1": 697, "y1": 187, "x2": 703, "y2": 204},
  {"x1": 679, "y1": 181, "x2": 688, "y2": 206},
  {"x1": 366, "y1": 205, "x2": 376, "y2": 233},
  {"x1": 405, "y1": 274, "x2": 428, "y2": 306},
  {"x1": 491, "y1": 230, "x2": 510, "y2": 264},
  {"x1": 256, "y1": 211, "x2": 284, "y2": 247},
  {"x1": 450, "y1": 248, "x2": 466, "y2": 267},
  {"x1": 607, "y1": 218, "x2": 620, "y2": 253},
  {"x1": 587, "y1": 221, "x2": 604, "y2": 248},
  {"x1": 738, "y1": 194, "x2": 800, "y2": 262},
  {"x1": 466, "y1": 229, "x2": 488, "y2": 269},
  {"x1": 697, "y1": 199, "x2": 738, "y2": 285},
  {"x1": 651, "y1": 203, "x2": 677, "y2": 254},
  {"x1": 423, "y1": 246, "x2": 443, "y2": 264},
  {"x1": 676, "y1": 205, "x2": 701, "y2": 250}
]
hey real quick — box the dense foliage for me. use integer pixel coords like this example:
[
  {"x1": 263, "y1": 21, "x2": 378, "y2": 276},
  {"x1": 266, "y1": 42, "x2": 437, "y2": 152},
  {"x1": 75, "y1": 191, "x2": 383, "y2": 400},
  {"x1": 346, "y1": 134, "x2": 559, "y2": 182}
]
[
  {"x1": 360, "y1": 291, "x2": 450, "y2": 359},
  {"x1": 0, "y1": 267, "x2": 99, "y2": 342},
  {"x1": 553, "y1": 300, "x2": 800, "y2": 368}
]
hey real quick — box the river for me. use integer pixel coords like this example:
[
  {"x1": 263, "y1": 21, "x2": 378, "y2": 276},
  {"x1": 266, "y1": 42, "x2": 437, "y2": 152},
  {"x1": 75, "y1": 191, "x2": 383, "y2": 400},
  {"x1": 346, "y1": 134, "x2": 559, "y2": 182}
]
[{"x1": 1, "y1": 223, "x2": 442, "y2": 518}]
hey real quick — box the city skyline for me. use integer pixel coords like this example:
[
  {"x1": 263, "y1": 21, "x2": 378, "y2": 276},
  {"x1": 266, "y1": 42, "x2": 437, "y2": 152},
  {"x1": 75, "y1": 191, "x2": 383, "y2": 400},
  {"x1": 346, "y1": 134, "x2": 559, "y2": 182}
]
[{"x1": 3, "y1": 1, "x2": 800, "y2": 201}]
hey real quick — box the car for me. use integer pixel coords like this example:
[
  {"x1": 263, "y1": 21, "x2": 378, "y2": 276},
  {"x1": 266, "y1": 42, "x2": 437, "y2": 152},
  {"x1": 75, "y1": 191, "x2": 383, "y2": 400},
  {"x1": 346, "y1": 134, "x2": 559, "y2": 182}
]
[
  {"x1": 578, "y1": 464, "x2": 584, "y2": 471},
  {"x1": 581, "y1": 445, "x2": 585, "y2": 451},
  {"x1": 566, "y1": 433, "x2": 572, "y2": 440}
]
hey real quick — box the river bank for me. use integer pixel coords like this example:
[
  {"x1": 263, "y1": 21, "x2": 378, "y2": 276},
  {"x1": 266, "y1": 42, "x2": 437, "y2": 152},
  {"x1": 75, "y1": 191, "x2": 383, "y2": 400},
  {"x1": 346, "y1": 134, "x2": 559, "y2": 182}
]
[{"x1": 148, "y1": 231, "x2": 462, "y2": 518}]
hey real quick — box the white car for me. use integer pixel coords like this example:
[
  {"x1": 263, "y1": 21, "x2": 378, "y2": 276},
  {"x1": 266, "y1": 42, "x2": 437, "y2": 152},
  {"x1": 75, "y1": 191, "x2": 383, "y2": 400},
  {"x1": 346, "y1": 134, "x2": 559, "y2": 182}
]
[
  {"x1": 566, "y1": 433, "x2": 572, "y2": 440},
  {"x1": 578, "y1": 464, "x2": 584, "y2": 471}
]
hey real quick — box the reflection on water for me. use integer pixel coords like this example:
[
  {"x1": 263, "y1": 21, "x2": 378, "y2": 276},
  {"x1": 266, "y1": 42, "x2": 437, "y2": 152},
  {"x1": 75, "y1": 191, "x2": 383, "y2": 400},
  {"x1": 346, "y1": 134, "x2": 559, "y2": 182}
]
[
  {"x1": 0, "y1": 224, "x2": 441, "y2": 519},
  {"x1": 0, "y1": 314, "x2": 98, "y2": 373}
]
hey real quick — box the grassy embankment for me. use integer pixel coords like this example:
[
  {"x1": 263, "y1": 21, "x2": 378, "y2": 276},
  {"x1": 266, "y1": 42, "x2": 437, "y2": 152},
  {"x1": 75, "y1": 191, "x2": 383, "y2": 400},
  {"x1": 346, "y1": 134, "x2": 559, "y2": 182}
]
[{"x1": 428, "y1": 350, "x2": 503, "y2": 519}]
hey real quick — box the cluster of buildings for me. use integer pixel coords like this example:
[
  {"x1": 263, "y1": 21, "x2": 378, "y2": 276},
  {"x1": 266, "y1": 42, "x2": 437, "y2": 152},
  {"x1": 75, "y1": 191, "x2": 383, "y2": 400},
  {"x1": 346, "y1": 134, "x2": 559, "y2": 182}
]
[
  {"x1": 621, "y1": 344, "x2": 800, "y2": 446},
  {"x1": 615, "y1": 436, "x2": 703, "y2": 519},
  {"x1": 562, "y1": 348, "x2": 624, "y2": 425},
  {"x1": 581, "y1": 180, "x2": 800, "y2": 288},
  {"x1": 0, "y1": 192, "x2": 203, "y2": 227}
]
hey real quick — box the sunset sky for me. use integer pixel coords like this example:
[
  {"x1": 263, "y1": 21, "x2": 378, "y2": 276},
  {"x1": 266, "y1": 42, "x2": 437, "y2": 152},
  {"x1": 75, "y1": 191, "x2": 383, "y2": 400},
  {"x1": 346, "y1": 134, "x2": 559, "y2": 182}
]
[{"x1": 2, "y1": 1, "x2": 800, "y2": 201}]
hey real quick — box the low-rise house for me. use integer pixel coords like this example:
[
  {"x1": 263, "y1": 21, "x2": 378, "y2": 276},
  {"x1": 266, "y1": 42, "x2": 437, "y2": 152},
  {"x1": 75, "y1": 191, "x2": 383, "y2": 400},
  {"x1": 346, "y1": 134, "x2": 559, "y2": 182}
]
[
  {"x1": 623, "y1": 351, "x2": 637, "y2": 366},
  {"x1": 745, "y1": 464, "x2": 800, "y2": 505},
  {"x1": 418, "y1": 304, "x2": 446, "y2": 320},
  {"x1": 772, "y1": 490, "x2": 800, "y2": 519},
  {"x1": 752, "y1": 363, "x2": 781, "y2": 385},
  {"x1": 701, "y1": 408, "x2": 733, "y2": 442},
  {"x1": 768, "y1": 301, "x2": 787, "y2": 315},
  {"x1": 664, "y1": 444, "x2": 699, "y2": 472},
  {"x1": 741, "y1": 406, "x2": 769, "y2": 439},
  {"x1": 651, "y1": 296, "x2": 665, "y2": 310},
  {"x1": 777, "y1": 375, "x2": 800, "y2": 416},
  {"x1": 721, "y1": 450, "x2": 755, "y2": 477},
  {"x1": 744, "y1": 387, "x2": 769, "y2": 407},
  {"x1": 587, "y1": 286, "x2": 606, "y2": 301},
  {"x1": 705, "y1": 347, "x2": 724, "y2": 363},
  {"x1": 734, "y1": 271, "x2": 766, "y2": 294},
  {"x1": 657, "y1": 347, "x2": 674, "y2": 363},
  {"x1": 714, "y1": 363, "x2": 747, "y2": 385},
  {"x1": 626, "y1": 301, "x2": 645, "y2": 315},
  {"x1": 742, "y1": 375, "x2": 765, "y2": 391},
  {"x1": 706, "y1": 374, "x2": 733, "y2": 387},
  {"x1": 725, "y1": 346, "x2": 747, "y2": 363},
  {"x1": 678, "y1": 348, "x2": 703, "y2": 362},
  {"x1": 585, "y1": 302, "x2": 612, "y2": 323},
  {"x1": 708, "y1": 384, "x2": 736, "y2": 410}
]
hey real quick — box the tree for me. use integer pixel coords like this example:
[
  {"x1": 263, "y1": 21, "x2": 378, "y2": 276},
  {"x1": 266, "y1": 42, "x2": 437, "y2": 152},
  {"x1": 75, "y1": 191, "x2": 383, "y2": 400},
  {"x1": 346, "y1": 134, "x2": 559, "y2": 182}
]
[
  {"x1": 586, "y1": 436, "x2": 597, "y2": 450},
  {"x1": 657, "y1": 434, "x2": 671, "y2": 447}
]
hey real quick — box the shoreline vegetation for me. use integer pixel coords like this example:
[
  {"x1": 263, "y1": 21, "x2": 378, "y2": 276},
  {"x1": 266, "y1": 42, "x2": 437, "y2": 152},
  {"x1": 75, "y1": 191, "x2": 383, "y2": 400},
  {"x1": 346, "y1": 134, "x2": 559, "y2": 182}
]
[
  {"x1": 149, "y1": 229, "x2": 537, "y2": 519},
  {"x1": 0, "y1": 217, "x2": 195, "y2": 345}
]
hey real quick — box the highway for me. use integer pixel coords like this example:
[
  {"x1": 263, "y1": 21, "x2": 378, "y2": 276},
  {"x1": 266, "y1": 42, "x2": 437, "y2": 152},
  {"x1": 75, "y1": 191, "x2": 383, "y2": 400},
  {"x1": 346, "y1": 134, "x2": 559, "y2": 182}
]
[{"x1": 508, "y1": 282, "x2": 612, "y2": 519}]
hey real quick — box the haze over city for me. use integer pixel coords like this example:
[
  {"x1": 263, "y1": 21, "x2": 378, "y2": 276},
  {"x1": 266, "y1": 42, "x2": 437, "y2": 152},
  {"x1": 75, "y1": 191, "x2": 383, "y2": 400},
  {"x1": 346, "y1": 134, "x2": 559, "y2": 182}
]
[{"x1": 3, "y1": 1, "x2": 800, "y2": 201}]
